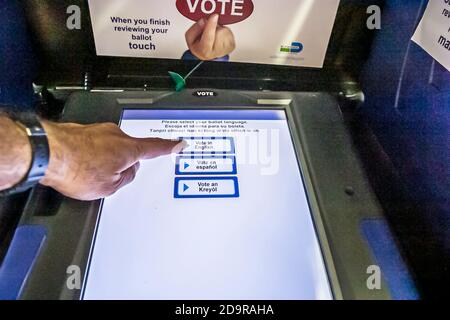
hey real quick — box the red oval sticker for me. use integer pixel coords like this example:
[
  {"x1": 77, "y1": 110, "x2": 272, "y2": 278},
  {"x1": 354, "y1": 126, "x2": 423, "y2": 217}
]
[{"x1": 176, "y1": 0, "x2": 254, "y2": 25}]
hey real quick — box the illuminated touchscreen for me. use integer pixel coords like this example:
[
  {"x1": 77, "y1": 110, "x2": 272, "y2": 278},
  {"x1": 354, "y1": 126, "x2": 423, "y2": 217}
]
[{"x1": 82, "y1": 109, "x2": 332, "y2": 300}]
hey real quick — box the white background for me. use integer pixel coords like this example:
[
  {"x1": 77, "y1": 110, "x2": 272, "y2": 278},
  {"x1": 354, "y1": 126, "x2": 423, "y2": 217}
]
[{"x1": 88, "y1": 0, "x2": 340, "y2": 68}]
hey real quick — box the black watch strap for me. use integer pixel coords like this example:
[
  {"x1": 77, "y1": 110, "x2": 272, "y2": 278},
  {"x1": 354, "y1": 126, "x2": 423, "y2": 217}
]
[{"x1": 0, "y1": 113, "x2": 50, "y2": 196}]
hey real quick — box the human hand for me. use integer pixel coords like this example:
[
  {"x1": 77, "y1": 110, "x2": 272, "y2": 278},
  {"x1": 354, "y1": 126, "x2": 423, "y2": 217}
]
[
  {"x1": 40, "y1": 121, "x2": 185, "y2": 201},
  {"x1": 185, "y1": 14, "x2": 236, "y2": 60}
]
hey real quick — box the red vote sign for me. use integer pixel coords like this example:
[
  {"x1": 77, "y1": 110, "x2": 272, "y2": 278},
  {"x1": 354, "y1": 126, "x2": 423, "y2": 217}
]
[{"x1": 176, "y1": 0, "x2": 254, "y2": 25}]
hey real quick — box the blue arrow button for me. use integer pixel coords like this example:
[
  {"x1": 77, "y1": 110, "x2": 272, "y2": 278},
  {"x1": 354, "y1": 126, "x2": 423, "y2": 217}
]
[
  {"x1": 174, "y1": 177, "x2": 239, "y2": 199},
  {"x1": 184, "y1": 162, "x2": 190, "y2": 170}
]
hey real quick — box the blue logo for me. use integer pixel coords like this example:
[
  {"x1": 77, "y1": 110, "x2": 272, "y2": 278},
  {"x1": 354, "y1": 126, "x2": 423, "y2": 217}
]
[{"x1": 280, "y1": 42, "x2": 304, "y2": 54}]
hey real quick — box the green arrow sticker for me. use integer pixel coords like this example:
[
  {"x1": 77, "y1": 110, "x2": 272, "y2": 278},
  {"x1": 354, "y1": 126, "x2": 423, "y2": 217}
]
[
  {"x1": 168, "y1": 71, "x2": 186, "y2": 92},
  {"x1": 168, "y1": 61, "x2": 204, "y2": 92}
]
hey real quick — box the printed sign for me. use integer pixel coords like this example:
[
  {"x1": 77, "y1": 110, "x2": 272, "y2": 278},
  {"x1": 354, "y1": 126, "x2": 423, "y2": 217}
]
[
  {"x1": 88, "y1": 0, "x2": 340, "y2": 68},
  {"x1": 412, "y1": 0, "x2": 450, "y2": 71}
]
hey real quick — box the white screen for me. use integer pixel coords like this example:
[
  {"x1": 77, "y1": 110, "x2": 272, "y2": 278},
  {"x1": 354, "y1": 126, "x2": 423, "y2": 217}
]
[{"x1": 82, "y1": 109, "x2": 332, "y2": 300}]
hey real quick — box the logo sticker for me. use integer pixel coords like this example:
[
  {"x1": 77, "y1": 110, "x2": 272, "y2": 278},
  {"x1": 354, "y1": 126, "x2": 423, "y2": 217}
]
[
  {"x1": 280, "y1": 42, "x2": 304, "y2": 54},
  {"x1": 194, "y1": 90, "x2": 218, "y2": 97}
]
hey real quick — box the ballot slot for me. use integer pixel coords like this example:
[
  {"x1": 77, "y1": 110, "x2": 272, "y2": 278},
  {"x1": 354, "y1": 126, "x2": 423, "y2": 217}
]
[{"x1": 82, "y1": 108, "x2": 332, "y2": 300}]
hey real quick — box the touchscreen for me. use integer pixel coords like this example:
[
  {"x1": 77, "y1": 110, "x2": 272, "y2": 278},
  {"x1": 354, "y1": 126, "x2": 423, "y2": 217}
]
[{"x1": 82, "y1": 109, "x2": 332, "y2": 300}]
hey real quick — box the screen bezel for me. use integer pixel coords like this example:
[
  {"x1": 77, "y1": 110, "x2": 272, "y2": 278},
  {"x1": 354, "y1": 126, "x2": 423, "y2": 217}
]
[{"x1": 81, "y1": 105, "x2": 342, "y2": 300}]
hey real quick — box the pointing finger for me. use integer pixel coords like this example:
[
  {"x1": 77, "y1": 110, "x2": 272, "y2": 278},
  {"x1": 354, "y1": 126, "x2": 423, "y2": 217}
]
[{"x1": 133, "y1": 138, "x2": 187, "y2": 160}]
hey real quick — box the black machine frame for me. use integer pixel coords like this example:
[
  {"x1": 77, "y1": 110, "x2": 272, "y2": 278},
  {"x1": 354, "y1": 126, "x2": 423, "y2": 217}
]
[{"x1": 15, "y1": 89, "x2": 397, "y2": 300}]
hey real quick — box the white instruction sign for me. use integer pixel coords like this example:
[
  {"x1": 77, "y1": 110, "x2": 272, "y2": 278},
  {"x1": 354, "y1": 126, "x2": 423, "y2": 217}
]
[
  {"x1": 412, "y1": 0, "x2": 450, "y2": 71},
  {"x1": 88, "y1": 0, "x2": 340, "y2": 68}
]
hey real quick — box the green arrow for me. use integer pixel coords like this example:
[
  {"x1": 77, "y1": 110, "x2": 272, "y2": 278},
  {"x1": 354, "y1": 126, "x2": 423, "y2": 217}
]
[
  {"x1": 168, "y1": 71, "x2": 186, "y2": 92},
  {"x1": 168, "y1": 61, "x2": 204, "y2": 92}
]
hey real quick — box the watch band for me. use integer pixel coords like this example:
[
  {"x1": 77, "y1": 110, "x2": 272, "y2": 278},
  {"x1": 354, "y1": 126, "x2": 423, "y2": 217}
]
[{"x1": 0, "y1": 113, "x2": 50, "y2": 196}]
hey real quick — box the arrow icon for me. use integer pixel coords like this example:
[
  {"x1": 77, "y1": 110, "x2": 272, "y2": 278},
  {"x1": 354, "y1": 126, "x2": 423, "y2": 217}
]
[
  {"x1": 184, "y1": 162, "x2": 190, "y2": 170},
  {"x1": 183, "y1": 184, "x2": 189, "y2": 192}
]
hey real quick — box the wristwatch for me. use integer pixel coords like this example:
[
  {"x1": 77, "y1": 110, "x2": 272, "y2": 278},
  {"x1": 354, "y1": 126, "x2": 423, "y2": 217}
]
[{"x1": 0, "y1": 113, "x2": 50, "y2": 196}]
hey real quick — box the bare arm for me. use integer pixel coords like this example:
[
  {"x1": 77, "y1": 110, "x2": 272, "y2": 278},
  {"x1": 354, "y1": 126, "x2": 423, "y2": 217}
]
[
  {"x1": 0, "y1": 116, "x2": 32, "y2": 190},
  {"x1": 0, "y1": 116, "x2": 185, "y2": 200}
]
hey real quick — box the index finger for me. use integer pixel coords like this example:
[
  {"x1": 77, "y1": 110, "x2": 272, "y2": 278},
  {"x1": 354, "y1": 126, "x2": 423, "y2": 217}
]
[{"x1": 133, "y1": 138, "x2": 187, "y2": 160}]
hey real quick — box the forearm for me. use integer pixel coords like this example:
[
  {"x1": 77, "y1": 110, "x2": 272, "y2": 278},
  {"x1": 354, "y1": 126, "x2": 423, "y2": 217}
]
[
  {"x1": 0, "y1": 116, "x2": 32, "y2": 190},
  {"x1": 1, "y1": 115, "x2": 183, "y2": 200}
]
